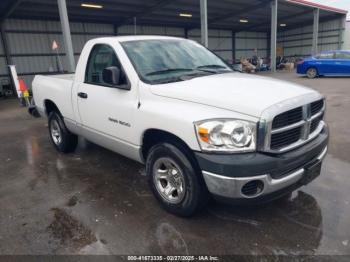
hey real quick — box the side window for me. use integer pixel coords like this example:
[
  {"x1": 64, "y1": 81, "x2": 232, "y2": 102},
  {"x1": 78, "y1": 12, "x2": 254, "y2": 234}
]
[
  {"x1": 316, "y1": 52, "x2": 334, "y2": 59},
  {"x1": 335, "y1": 52, "x2": 350, "y2": 60},
  {"x1": 85, "y1": 44, "x2": 128, "y2": 86}
]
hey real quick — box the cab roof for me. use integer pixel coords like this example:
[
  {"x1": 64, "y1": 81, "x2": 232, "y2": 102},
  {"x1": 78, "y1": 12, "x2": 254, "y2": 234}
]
[{"x1": 97, "y1": 35, "x2": 186, "y2": 43}]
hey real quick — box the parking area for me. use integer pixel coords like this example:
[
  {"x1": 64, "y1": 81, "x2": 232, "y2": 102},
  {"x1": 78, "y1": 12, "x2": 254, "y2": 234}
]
[{"x1": 0, "y1": 71, "x2": 349, "y2": 255}]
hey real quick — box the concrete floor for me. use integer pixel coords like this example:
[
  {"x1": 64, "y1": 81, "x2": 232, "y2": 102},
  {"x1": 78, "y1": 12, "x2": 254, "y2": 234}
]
[{"x1": 0, "y1": 72, "x2": 349, "y2": 256}]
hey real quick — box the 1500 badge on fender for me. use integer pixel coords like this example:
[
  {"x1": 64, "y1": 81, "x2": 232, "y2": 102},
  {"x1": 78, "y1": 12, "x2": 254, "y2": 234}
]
[{"x1": 108, "y1": 117, "x2": 131, "y2": 127}]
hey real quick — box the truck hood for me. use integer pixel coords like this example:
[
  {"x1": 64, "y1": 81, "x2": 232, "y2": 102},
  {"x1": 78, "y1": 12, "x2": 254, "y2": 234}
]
[{"x1": 149, "y1": 73, "x2": 315, "y2": 117}]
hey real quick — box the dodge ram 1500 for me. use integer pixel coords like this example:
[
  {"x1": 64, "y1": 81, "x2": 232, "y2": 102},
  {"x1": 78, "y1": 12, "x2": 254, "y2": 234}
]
[{"x1": 32, "y1": 36, "x2": 329, "y2": 216}]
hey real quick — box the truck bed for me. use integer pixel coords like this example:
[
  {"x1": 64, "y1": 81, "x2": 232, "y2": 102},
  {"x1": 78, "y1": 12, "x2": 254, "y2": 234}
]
[{"x1": 32, "y1": 73, "x2": 76, "y2": 121}]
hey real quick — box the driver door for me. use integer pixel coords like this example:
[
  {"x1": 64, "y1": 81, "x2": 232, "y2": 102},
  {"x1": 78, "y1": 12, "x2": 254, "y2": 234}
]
[{"x1": 77, "y1": 44, "x2": 136, "y2": 145}]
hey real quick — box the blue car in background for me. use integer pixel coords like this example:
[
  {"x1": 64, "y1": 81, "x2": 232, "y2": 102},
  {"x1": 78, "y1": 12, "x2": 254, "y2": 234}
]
[{"x1": 297, "y1": 50, "x2": 350, "y2": 79}]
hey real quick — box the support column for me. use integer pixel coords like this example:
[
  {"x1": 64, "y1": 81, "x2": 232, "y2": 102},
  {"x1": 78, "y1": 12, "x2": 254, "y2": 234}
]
[
  {"x1": 338, "y1": 15, "x2": 346, "y2": 50},
  {"x1": 0, "y1": 22, "x2": 12, "y2": 66},
  {"x1": 57, "y1": 0, "x2": 75, "y2": 73},
  {"x1": 184, "y1": 28, "x2": 188, "y2": 39},
  {"x1": 267, "y1": 35, "x2": 271, "y2": 58},
  {"x1": 114, "y1": 24, "x2": 118, "y2": 36},
  {"x1": 0, "y1": 22, "x2": 17, "y2": 95},
  {"x1": 270, "y1": 0, "x2": 278, "y2": 72},
  {"x1": 133, "y1": 17, "x2": 137, "y2": 35},
  {"x1": 231, "y1": 31, "x2": 236, "y2": 63},
  {"x1": 312, "y1": 8, "x2": 319, "y2": 55},
  {"x1": 200, "y1": 0, "x2": 208, "y2": 47}
]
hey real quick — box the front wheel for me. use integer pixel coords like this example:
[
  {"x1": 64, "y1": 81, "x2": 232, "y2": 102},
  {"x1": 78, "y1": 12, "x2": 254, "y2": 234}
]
[
  {"x1": 48, "y1": 112, "x2": 78, "y2": 153},
  {"x1": 306, "y1": 67, "x2": 318, "y2": 79},
  {"x1": 146, "y1": 143, "x2": 208, "y2": 216}
]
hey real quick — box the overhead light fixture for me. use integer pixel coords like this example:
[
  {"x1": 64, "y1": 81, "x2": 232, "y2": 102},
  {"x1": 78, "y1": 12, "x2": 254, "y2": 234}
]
[
  {"x1": 81, "y1": 3, "x2": 103, "y2": 9},
  {"x1": 280, "y1": 23, "x2": 287, "y2": 27},
  {"x1": 179, "y1": 13, "x2": 192, "y2": 18},
  {"x1": 239, "y1": 19, "x2": 249, "y2": 23}
]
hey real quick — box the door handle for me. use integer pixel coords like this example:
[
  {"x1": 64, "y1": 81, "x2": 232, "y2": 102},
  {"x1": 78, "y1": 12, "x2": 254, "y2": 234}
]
[{"x1": 78, "y1": 92, "x2": 88, "y2": 99}]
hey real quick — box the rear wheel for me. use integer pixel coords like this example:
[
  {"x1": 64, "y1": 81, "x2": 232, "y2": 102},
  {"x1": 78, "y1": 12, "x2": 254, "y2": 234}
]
[
  {"x1": 146, "y1": 143, "x2": 208, "y2": 216},
  {"x1": 306, "y1": 67, "x2": 318, "y2": 79},
  {"x1": 48, "y1": 112, "x2": 78, "y2": 153}
]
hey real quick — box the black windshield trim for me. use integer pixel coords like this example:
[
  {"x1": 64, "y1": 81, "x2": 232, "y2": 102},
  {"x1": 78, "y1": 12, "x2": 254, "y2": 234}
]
[{"x1": 145, "y1": 68, "x2": 195, "y2": 76}]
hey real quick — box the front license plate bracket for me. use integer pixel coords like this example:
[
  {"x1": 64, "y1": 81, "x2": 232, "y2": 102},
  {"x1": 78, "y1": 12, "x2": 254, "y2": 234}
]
[{"x1": 301, "y1": 161, "x2": 322, "y2": 185}]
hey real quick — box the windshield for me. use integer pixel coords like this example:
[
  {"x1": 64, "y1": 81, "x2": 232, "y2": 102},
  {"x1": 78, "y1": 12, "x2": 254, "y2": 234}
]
[{"x1": 121, "y1": 39, "x2": 232, "y2": 84}]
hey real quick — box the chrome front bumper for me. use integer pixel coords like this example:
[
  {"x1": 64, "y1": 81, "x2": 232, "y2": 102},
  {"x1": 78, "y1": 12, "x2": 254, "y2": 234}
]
[{"x1": 202, "y1": 146, "x2": 328, "y2": 199}]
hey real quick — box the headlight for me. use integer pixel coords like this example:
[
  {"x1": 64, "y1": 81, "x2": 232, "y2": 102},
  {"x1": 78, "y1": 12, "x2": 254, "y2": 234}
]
[{"x1": 195, "y1": 119, "x2": 257, "y2": 152}]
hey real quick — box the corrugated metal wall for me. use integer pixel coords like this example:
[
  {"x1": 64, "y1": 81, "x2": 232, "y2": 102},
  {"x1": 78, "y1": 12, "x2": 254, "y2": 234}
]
[
  {"x1": 1, "y1": 19, "x2": 235, "y2": 89},
  {"x1": 120, "y1": 26, "x2": 264, "y2": 63},
  {"x1": 344, "y1": 21, "x2": 350, "y2": 50},
  {"x1": 187, "y1": 29, "x2": 233, "y2": 62},
  {"x1": 278, "y1": 18, "x2": 343, "y2": 57},
  {"x1": 235, "y1": 31, "x2": 268, "y2": 62},
  {"x1": 2, "y1": 19, "x2": 115, "y2": 87},
  {"x1": 118, "y1": 25, "x2": 185, "y2": 37},
  {"x1": 119, "y1": 26, "x2": 234, "y2": 62}
]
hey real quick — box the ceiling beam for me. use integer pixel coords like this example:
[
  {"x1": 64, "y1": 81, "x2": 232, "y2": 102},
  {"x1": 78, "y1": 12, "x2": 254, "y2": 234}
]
[
  {"x1": 241, "y1": 9, "x2": 313, "y2": 32},
  {"x1": 23, "y1": 0, "x2": 152, "y2": 12},
  {"x1": 208, "y1": 0, "x2": 271, "y2": 26},
  {"x1": 11, "y1": 10, "x2": 132, "y2": 23},
  {"x1": 15, "y1": 2, "x2": 237, "y2": 22},
  {"x1": 0, "y1": 0, "x2": 22, "y2": 22},
  {"x1": 117, "y1": 0, "x2": 175, "y2": 26},
  {"x1": 15, "y1": 5, "x2": 135, "y2": 18},
  {"x1": 23, "y1": 0, "x2": 249, "y2": 15},
  {"x1": 279, "y1": 13, "x2": 342, "y2": 32},
  {"x1": 16, "y1": 3, "x2": 201, "y2": 20},
  {"x1": 8, "y1": 12, "x2": 237, "y2": 32},
  {"x1": 13, "y1": 7, "x2": 204, "y2": 27}
]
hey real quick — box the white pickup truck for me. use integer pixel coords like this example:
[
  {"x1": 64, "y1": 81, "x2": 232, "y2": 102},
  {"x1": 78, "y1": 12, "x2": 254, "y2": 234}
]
[{"x1": 33, "y1": 36, "x2": 329, "y2": 216}]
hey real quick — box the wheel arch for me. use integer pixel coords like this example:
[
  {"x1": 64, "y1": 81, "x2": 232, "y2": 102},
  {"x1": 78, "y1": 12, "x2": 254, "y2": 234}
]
[
  {"x1": 44, "y1": 99, "x2": 61, "y2": 116},
  {"x1": 141, "y1": 128, "x2": 196, "y2": 164}
]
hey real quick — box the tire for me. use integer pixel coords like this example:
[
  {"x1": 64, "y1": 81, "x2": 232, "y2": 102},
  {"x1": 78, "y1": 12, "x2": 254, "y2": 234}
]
[
  {"x1": 306, "y1": 67, "x2": 318, "y2": 79},
  {"x1": 48, "y1": 111, "x2": 78, "y2": 153},
  {"x1": 146, "y1": 142, "x2": 208, "y2": 216}
]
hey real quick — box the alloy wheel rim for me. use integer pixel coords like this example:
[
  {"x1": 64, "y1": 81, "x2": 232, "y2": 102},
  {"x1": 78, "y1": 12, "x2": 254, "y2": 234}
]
[
  {"x1": 153, "y1": 157, "x2": 186, "y2": 204},
  {"x1": 308, "y1": 68, "x2": 316, "y2": 78},
  {"x1": 50, "y1": 119, "x2": 62, "y2": 145}
]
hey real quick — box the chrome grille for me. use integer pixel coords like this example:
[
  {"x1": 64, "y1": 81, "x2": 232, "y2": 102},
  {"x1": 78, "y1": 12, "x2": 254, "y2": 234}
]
[
  {"x1": 270, "y1": 126, "x2": 302, "y2": 150},
  {"x1": 272, "y1": 107, "x2": 303, "y2": 129},
  {"x1": 311, "y1": 100, "x2": 324, "y2": 116},
  {"x1": 310, "y1": 112, "x2": 324, "y2": 133},
  {"x1": 259, "y1": 97, "x2": 325, "y2": 153}
]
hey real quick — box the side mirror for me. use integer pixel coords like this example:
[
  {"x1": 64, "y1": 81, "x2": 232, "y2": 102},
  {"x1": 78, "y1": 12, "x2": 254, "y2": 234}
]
[{"x1": 102, "y1": 66, "x2": 120, "y2": 86}]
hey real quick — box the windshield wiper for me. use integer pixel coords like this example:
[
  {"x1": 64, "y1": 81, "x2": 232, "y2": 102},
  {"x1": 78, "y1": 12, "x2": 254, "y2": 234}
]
[
  {"x1": 151, "y1": 76, "x2": 185, "y2": 84},
  {"x1": 179, "y1": 70, "x2": 220, "y2": 81},
  {"x1": 197, "y1": 64, "x2": 227, "y2": 69},
  {"x1": 146, "y1": 68, "x2": 194, "y2": 76}
]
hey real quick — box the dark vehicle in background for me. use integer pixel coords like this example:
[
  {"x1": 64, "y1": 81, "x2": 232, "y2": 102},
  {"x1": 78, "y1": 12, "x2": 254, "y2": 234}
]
[{"x1": 297, "y1": 50, "x2": 350, "y2": 79}]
